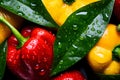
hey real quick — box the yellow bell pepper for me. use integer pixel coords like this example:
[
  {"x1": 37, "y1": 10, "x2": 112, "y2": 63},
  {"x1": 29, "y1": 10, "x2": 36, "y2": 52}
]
[
  {"x1": 42, "y1": 0, "x2": 99, "y2": 26},
  {"x1": 0, "y1": 7, "x2": 24, "y2": 44},
  {"x1": 87, "y1": 24, "x2": 120, "y2": 75}
]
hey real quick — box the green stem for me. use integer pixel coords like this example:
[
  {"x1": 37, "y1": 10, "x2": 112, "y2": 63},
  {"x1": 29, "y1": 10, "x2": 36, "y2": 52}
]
[
  {"x1": 0, "y1": 16, "x2": 28, "y2": 48},
  {"x1": 117, "y1": 24, "x2": 120, "y2": 32},
  {"x1": 63, "y1": 0, "x2": 75, "y2": 5},
  {"x1": 112, "y1": 45, "x2": 120, "y2": 61}
]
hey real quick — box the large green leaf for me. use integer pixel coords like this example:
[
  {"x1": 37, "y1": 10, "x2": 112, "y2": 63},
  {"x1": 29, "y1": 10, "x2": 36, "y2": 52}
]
[
  {"x1": 51, "y1": 0, "x2": 114, "y2": 76},
  {"x1": 0, "y1": 0, "x2": 59, "y2": 28},
  {"x1": 0, "y1": 41, "x2": 7, "y2": 80}
]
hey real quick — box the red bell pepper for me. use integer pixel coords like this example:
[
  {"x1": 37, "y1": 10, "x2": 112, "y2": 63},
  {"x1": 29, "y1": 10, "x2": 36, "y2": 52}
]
[{"x1": 0, "y1": 16, "x2": 55, "y2": 80}]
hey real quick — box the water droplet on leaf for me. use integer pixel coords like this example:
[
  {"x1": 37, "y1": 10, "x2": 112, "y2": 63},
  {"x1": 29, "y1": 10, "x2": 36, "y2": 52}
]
[
  {"x1": 72, "y1": 44, "x2": 78, "y2": 49},
  {"x1": 76, "y1": 12, "x2": 87, "y2": 15},
  {"x1": 91, "y1": 27, "x2": 95, "y2": 31},
  {"x1": 59, "y1": 60, "x2": 63, "y2": 64},
  {"x1": 73, "y1": 25, "x2": 78, "y2": 30},
  {"x1": 97, "y1": 30, "x2": 102, "y2": 34},
  {"x1": 17, "y1": 6, "x2": 20, "y2": 9},
  {"x1": 31, "y1": 3, "x2": 36, "y2": 7},
  {"x1": 17, "y1": 11, "x2": 24, "y2": 16},
  {"x1": 58, "y1": 66, "x2": 62, "y2": 69},
  {"x1": 80, "y1": 36, "x2": 84, "y2": 40},
  {"x1": 58, "y1": 42, "x2": 62, "y2": 48}
]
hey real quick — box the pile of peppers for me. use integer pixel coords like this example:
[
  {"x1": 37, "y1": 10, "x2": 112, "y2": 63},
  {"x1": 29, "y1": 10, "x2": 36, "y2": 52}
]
[
  {"x1": 0, "y1": 16, "x2": 55, "y2": 80},
  {"x1": 0, "y1": 0, "x2": 117, "y2": 80},
  {"x1": 88, "y1": 24, "x2": 120, "y2": 75}
]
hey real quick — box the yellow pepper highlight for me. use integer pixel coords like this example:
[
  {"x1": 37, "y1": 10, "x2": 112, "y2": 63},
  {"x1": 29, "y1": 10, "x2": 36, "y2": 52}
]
[
  {"x1": 42, "y1": 0, "x2": 99, "y2": 26},
  {"x1": 87, "y1": 24, "x2": 120, "y2": 74}
]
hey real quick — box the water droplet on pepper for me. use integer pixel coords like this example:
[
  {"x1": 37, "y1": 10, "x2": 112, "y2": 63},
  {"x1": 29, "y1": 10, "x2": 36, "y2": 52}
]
[
  {"x1": 34, "y1": 64, "x2": 40, "y2": 70},
  {"x1": 39, "y1": 69, "x2": 46, "y2": 76}
]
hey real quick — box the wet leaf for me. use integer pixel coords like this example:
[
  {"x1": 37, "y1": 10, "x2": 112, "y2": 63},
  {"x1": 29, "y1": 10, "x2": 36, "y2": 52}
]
[
  {"x1": 0, "y1": 0, "x2": 59, "y2": 28},
  {"x1": 52, "y1": 0, "x2": 114, "y2": 76},
  {"x1": 0, "y1": 41, "x2": 7, "y2": 80}
]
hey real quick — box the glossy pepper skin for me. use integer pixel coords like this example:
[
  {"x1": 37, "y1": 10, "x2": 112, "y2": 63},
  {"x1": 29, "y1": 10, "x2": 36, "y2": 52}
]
[
  {"x1": 87, "y1": 24, "x2": 120, "y2": 75},
  {"x1": 42, "y1": 0, "x2": 99, "y2": 26},
  {"x1": 52, "y1": 70, "x2": 86, "y2": 80},
  {"x1": 6, "y1": 26, "x2": 55, "y2": 80}
]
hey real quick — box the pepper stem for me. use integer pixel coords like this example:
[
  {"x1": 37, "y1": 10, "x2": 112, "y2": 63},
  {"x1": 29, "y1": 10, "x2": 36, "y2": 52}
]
[
  {"x1": 0, "y1": 16, "x2": 28, "y2": 48},
  {"x1": 117, "y1": 24, "x2": 120, "y2": 31},
  {"x1": 63, "y1": 0, "x2": 75, "y2": 5},
  {"x1": 112, "y1": 45, "x2": 120, "y2": 61}
]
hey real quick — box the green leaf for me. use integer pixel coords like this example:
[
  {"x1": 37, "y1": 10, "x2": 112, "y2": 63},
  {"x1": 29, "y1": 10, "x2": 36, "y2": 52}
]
[
  {"x1": 51, "y1": 0, "x2": 114, "y2": 76},
  {"x1": 0, "y1": 0, "x2": 59, "y2": 28},
  {"x1": 0, "y1": 41, "x2": 7, "y2": 80},
  {"x1": 96, "y1": 73, "x2": 120, "y2": 80}
]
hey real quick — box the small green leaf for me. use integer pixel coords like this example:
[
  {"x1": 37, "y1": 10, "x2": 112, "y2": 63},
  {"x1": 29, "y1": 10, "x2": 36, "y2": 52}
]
[
  {"x1": 51, "y1": 0, "x2": 114, "y2": 76},
  {"x1": 112, "y1": 45, "x2": 120, "y2": 61},
  {"x1": 0, "y1": 41, "x2": 7, "y2": 80},
  {"x1": 0, "y1": 0, "x2": 59, "y2": 28},
  {"x1": 96, "y1": 73, "x2": 120, "y2": 80}
]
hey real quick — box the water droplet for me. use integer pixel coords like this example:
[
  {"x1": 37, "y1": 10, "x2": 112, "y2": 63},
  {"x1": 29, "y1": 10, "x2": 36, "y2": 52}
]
[
  {"x1": 33, "y1": 51, "x2": 37, "y2": 56},
  {"x1": 105, "y1": 13, "x2": 109, "y2": 18},
  {"x1": 87, "y1": 34, "x2": 92, "y2": 37},
  {"x1": 68, "y1": 57, "x2": 81, "y2": 62},
  {"x1": 13, "y1": 60, "x2": 17, "y2": 64},
  {"x1": 58, "y1": 66, "x2": 62, "y2": 69},
  {"x1": 31, "y1": 3, "x2": 36, "y2": 7},
  {"x1": 43, "y1": 57, "x2": 47, "y2": 62},
  {"x1": 72, "y1": 44, "x2": 78, "y2": 49},
  {"x1": 73, "y1": 25, "x2": 78, "y2": 30},
  {"x1": 71, "y1": 51, "x2": 74, "y2": 55},
  {"x1": 91, "y1": 27, "x2": 95, "y2": 31},
  {"x1": 17, "y1": 11, "x2": 24, "y2": 16},
  {"x1": 59, "y1": 60, "x2": 63, "y2": 64},
  {"x1": 76, "y1": 12, "x2": 87, "y2": 15},
  {"x1": 93, "y1": 38, "x2": 97, "y2": 42},
  {"x1": 34, "y1": 12, "x2": 39, "y2": 15},
  {"x1": 1, "y1": 2, "x2": 3, "y2": 5},
  {"x1": 39, "y1": 69, "x2": 46, "y2": 76},
  {"x1": 8, "y1": 58, "x2": 12, "y2": 62},
  {"x1": 97, "y1": 30, "x2": 102, "y2": 34},
  {"x1": 80, "y1": 36, "x2": 84, "y2": 40},
  {"x1": 58, "y1": 42, "x2": 62, "y2": 48},
  {"x1": 17, "y1": 6, "x2": 20, "y2": 9},
  {"x1": 34, "y1": 64, "x2": 40, "y2": 70}
]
